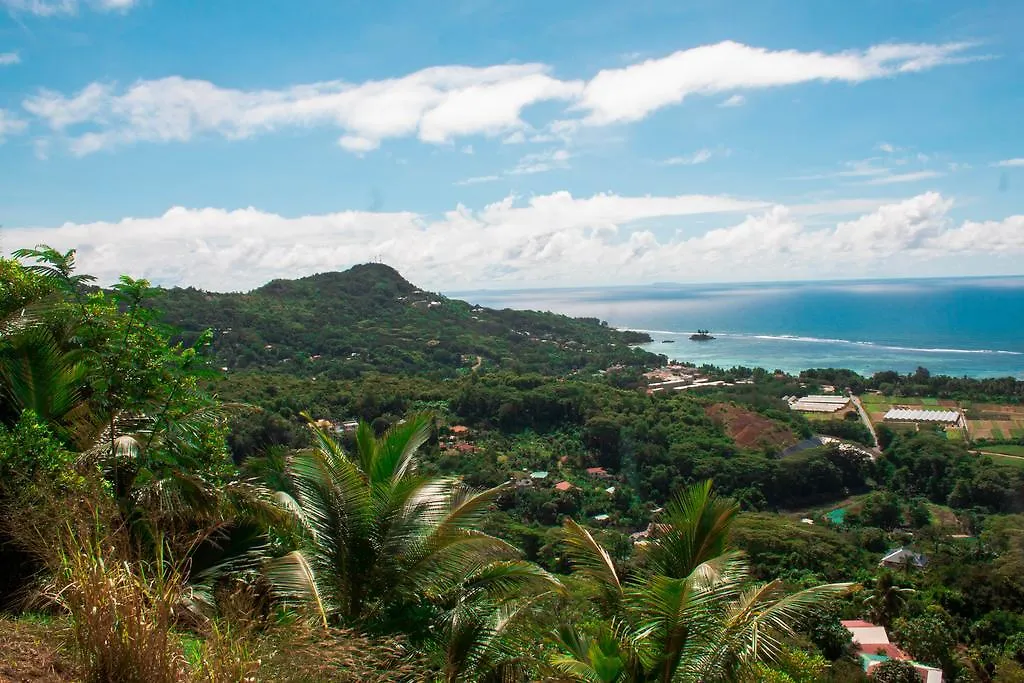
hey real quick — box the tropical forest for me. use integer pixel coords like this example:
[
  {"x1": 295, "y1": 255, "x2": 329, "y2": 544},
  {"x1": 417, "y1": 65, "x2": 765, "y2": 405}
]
[{"x1": 2, "y1": 247, "x2": 1023, "y2": 682}]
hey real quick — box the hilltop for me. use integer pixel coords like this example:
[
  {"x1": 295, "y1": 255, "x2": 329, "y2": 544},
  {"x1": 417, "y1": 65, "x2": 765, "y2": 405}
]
[{"x1": 155, "y1": 263, "x2": 657, "y2": 378}]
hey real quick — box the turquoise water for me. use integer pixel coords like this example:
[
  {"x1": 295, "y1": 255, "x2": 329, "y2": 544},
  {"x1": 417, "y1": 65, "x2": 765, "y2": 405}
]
[{"x1": 454, "y1": 277, "x2": 1024, "y2": 379}]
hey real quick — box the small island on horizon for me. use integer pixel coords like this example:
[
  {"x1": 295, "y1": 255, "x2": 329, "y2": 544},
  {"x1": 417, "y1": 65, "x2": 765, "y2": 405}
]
[{"x1": 690, "y1": 328, "x2": 715, "y2": 341}]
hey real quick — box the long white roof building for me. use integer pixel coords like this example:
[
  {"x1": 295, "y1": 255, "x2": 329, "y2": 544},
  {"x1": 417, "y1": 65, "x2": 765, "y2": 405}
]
[{"x1": 883, "y1": 408, "x2": 961, "y2": 423}]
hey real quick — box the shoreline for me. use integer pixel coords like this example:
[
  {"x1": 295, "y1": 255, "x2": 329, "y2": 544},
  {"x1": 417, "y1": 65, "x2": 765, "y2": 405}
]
[{"x1": 631, "y1": 330, "x2": 1024, "y2": 381}]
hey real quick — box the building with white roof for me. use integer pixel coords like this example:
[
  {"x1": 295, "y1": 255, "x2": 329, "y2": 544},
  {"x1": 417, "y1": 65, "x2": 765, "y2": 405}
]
[
  {"x1": 789, "y1": 395, "x2": 851, "y2": 413},
  {"x1": 883, "y1": 408, "x2": 961, "y2": 425}
]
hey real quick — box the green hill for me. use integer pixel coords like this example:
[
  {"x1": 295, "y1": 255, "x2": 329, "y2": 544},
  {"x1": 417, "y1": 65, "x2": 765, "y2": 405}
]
[{"x1": 155, "y1": 263, "x2": 657, "y2": 378}]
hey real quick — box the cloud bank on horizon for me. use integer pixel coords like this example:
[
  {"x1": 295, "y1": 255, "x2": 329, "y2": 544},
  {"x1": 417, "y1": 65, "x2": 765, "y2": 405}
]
[
  {"x1": 1, "y1": 0, "x2": 1022, "y2": 288},
  {"x1": 6, "y1": 191, "x2": 1022, "y2": 291}
]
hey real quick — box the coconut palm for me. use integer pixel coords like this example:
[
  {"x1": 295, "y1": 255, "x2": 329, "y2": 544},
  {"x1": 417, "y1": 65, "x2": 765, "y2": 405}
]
[
  {"x1": 864, "y1": 572, "x2": 914, "y2": 628},
  {"x1": 267, "y1": 415, "x2": 554, "y2": 636},
  {"x1": 550, "y1": 481, "x2": 852, "y2": 682}
]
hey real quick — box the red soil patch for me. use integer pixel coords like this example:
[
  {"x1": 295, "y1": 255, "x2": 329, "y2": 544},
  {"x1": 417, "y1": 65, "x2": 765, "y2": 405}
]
[
  {"x1": 706, "y1": 403, "x2": 798, "y2": 451},
  {"x1": 0, "y1": 619, "x2": 79, "y2": 682}
]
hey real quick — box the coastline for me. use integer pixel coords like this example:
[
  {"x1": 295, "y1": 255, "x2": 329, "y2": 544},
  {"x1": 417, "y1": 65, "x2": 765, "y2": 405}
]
[{"x1": 632, "y1": 330, "x2": 1024, "y2": 380}]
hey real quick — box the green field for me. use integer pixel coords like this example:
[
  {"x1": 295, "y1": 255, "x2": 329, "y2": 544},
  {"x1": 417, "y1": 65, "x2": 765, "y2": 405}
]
[
  {"x1": 983, "y1": 444, "x2": 1024, "y2": 457},
  {"x1": 989, "y1": 454, "x2": 1024, "y2": 470},
  {"x1": 921, "y1": 398, "x2": 940, "y2": 406}
]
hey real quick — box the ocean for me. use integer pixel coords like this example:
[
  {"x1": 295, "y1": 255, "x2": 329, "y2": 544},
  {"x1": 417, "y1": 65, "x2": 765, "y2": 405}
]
[{"x1": 453, "y1": 277, "x2": 1024, "y2": 379}]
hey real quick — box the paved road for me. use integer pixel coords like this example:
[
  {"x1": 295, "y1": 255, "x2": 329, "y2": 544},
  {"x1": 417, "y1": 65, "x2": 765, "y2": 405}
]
[{"x1": 850, "y1": 395, "x2": 881, "y2": 451}]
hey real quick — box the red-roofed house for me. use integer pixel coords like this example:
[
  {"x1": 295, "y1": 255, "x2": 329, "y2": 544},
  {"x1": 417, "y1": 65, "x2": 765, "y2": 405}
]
[
  {"x1": 841, "y1": 620, "x2": 943, "y2": 683},
  {"x1": 554, "y1": 481, "x2": 574, "y2": 492},
  {"x1": 585, "y1": 467, "x2": 610, "y2": 478}
]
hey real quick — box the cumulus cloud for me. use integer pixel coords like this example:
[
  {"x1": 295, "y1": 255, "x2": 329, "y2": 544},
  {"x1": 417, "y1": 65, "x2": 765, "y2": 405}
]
[
  {"x1": 994, "y1": 158, "x2": 1024, "y2": 168},
  {"x1": 719, "y1": 94, "x2": 745, "y2": 107},
  {"x1": 2, "y1": 191, "x2": 765, "y2": 289},
  {"x1": 0, "y1": 109, "x2": 27, "y2": 142},
  {"x1": 0, "y1": 52, "x2": 20, "y2": 66},
  {"x1": 19, "y1": 40, "x2": 979, "y2": 155},
  {"x1": 4, "y1": 191, "x2": 1020, "y2": 290},
  {"x1": 0, "y1": 0, "x2": 136, "y2": 15},
  {"x1": 22, "y1": 67, "x2": 583, "y2": 156}
]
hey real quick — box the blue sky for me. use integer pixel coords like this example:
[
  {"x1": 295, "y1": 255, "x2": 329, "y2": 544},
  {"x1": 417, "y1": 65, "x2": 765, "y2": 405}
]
[{"x1": 1, "y1": 0, "x2": 1023, "y2": 291}]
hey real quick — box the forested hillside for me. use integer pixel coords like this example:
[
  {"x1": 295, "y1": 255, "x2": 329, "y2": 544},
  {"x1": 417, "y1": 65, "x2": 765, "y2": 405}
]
[
  {"x1": 4, "y1": 248, "x2": 1024, "y2": 681},
  {"x1": 156, "y1": 263, "x2": 656, "y2": 378}
]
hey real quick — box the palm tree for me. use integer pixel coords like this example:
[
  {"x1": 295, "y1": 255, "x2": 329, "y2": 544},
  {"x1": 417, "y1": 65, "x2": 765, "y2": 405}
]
[
  {"x1": 864, "y1": 571, "x2": 914, "y2": 628},
  {"x1": 550, "y1": 481, "x2": 852, "y2": 682},
  {"x1": 267, "y1": 415, "x2": 556, "y2": 638}
]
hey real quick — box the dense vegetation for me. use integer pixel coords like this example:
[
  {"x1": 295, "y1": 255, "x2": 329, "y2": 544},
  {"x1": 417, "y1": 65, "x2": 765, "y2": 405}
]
[
  {"x1": 3, "y1": 248, "x2": 1024, "y2": 681},
  {"x1": 156, "y1": 263, "x2": 657, "y2": 379}
]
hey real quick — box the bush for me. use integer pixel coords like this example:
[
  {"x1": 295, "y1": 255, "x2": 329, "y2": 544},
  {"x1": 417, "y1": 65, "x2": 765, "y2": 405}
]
[{"x1": 870, "y1": 659, "x2": 920, "y2": 682}]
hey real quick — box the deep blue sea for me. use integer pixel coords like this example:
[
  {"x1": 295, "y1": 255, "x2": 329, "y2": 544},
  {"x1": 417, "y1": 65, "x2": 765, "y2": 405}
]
[{"x1": 452, "y1": 278, "x2": 1024, "y2": 379}]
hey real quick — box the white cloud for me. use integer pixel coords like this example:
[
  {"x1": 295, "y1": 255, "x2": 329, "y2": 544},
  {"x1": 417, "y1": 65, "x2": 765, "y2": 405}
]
[
  {"x1": 861, "y1": 170, "x2": 943, "y2": 185},
  {"x1": 661, "y1": 148, "x2": 715, "y2": 166},
  {"x1": 0, "y1": 109, "x2": 27, "y2": 142},
  {"x1": 576, "y1": 40, "x2": 976, "y2": 124},
  {"x1": 23, "y1": 68, "x2": 583, "y2": 155},
  {"x1": 0, "y1": 52, "x2": 20, "y2": 66},
  {"x1": 719, "y1": 94, "x2": 745, "y2": 107},
  {"x1": 878, "y1": 142, "x2": 896, "y2": 153},
  {"x1": 6, "y1": 191, "x2": 1020, "y2": 290},
  {"x1": 0, "y1": 0, "x2": 136, "y2": 15},
  {"x1": 994, "y1": 158, "x2": 1024, "y2": 168},
  {"x1": 454, "y1": 174, "x2": 501, "y2": 186},
  {"x1": 20, "y1": 40, "x2": 979, "y2": 155},
  {"x1": 3, "y1": 191, "x2": 765, "y2": 289},
  {"x1": 337, "y1": 135, "x2": 378, "y2": 153},
  {"x1": 461, "y1": 144, "x2": 474, "y2": 154},
  {"x1": 508, "y1": 148, "x2": 571, "y2": 175}
]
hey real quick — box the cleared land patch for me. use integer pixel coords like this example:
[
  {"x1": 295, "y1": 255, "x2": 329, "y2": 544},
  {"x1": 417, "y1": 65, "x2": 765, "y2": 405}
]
[{"x1": 705, "y1": 403, "x2": 798, "y2": 451}]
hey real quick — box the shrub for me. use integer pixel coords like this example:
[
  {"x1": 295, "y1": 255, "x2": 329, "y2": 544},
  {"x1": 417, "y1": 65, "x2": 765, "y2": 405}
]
[{"x1": 870, "y1": 659, "x2": 920, "y2": 683}]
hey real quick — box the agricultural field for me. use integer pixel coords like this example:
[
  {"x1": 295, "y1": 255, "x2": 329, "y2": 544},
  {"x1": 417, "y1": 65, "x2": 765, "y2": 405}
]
[
  {"x1": 855, "y1": 394, "x2": 1024, "y2": 444},
  {"x1": 858, "y1": 394, "x2": 958, "y2": 427},
  {"x1": 963, "y1": 402, "x2": 1024, "y2": 441}
]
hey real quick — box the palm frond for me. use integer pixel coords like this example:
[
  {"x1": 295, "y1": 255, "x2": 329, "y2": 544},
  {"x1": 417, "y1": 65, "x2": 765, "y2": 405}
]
[
  {"x1": 0, "y1": 326, "x2": 88, "y2": 425},
  {"x1": 562, "y1": 519, "x2": 622, "y2": 595},
  {"x1": 265, "y1": 550, "x2": 330, "y2": 628},
  {"x1": 645, "y1": 480, "x2": 739, "y2": 580},
  {"x1": 371, "y1": 413, "x2": 432, "y2": 483}
]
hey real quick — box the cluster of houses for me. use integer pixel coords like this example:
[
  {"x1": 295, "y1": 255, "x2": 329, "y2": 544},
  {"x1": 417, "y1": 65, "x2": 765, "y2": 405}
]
[
  {"x1": 642, "y1": 365, "x2": 748, "y2": 394},
  {"x1": 511, "y1": 465, "x2": 616, "y2": 500}
]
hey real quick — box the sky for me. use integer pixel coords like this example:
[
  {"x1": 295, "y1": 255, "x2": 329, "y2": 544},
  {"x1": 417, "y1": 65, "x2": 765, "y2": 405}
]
[{"x1": 1, "y1": 0, "x2": 1023, "y2": 292}]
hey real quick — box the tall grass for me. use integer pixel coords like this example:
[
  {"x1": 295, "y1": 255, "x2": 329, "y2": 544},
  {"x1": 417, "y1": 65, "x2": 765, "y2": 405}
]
[{"x1": 11, "y1": 489, "x2": 187, "y2": 683}]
